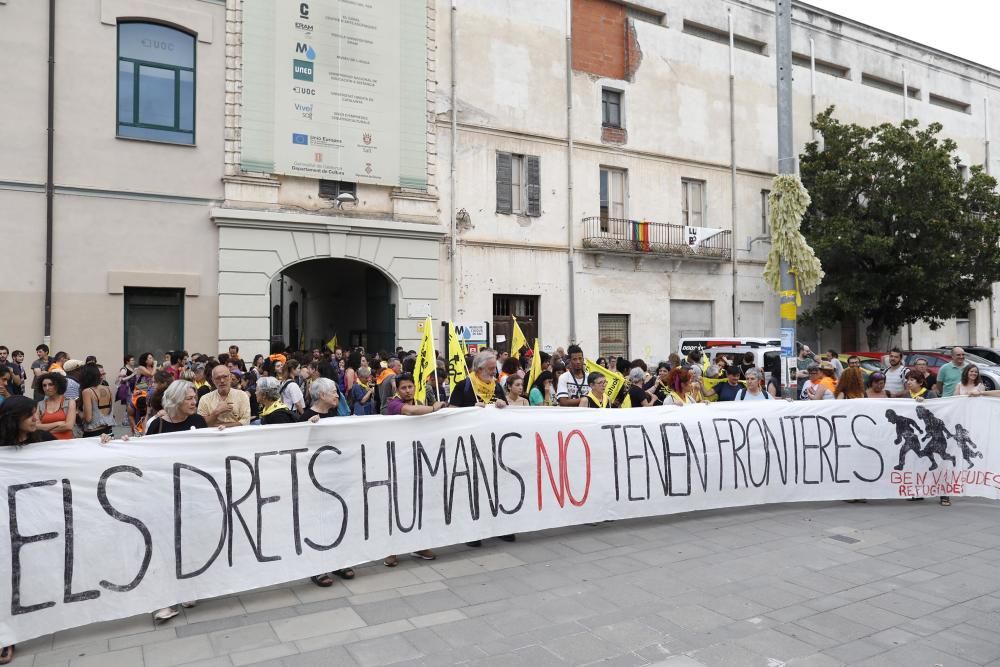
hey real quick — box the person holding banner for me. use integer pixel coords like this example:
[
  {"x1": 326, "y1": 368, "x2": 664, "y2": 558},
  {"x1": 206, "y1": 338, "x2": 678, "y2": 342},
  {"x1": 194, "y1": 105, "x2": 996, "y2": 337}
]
[
  {"x1": 0, "y1": 394, "x2": 56, "y2": 446},
  {"x1": 384, "y1": 373, "x2": 447, "y2": 415},
  {"x1": 255, "y1": 377, "x2": 299, "y2": 425},
  {"x1": 145, "y1": 381, "x2": 208, "y2": 434},
  {"x1": 198, "y1": 365, "x2": 250, "y2": 428},
  {"x1": 583, "y1": 372, "x2": 609, "y2": 408},
  {"x1": 449, "y1": 351, "x2": 507, "y2": 408},
  {"x1": 626, "y1": 368, "x2": 653, "y2": 407},
  {"x1": 381, "y1": 372, "x2": 441, "y2": 567}
]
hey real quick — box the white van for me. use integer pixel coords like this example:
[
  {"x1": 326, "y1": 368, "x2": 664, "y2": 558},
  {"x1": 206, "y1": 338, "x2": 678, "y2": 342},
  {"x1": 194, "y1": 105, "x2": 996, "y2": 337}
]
[{"x1": 678, "y1": 337, "x2": 780, "y2": 358}]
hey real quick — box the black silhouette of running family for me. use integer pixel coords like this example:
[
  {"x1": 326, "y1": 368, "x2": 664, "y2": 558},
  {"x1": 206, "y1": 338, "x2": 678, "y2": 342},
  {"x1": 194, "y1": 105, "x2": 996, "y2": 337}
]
[{"x1": 886, "y1": 407, "x2": 984, "y2": 471}]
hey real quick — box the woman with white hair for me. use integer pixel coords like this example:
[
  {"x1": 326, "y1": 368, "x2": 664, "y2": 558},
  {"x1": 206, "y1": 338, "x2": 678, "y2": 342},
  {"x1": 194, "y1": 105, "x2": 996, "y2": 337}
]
[
  {"x1": 256, "y1": 376, "x2": 297, "y2": 425},
  {"x1": 302, "y1": 377, "x2": 340, "y2": 420},
  {"x1": 299, "y1": 377, "x2": 357, "y2": 584},
  {"x1": 144, "y1": 380, "x2": 205, "y2": 622},
  {"x1": 448, "y1": 351, "x2": 507, "y2": 408},
  {"x1": 625, "y1": 367, "x2": 653, "y2": 407},
  {"x1": 145, "y1": 380, "x2": 208, "y2": 434},
  {"x1": 735, "y1": 368, "x2": 771, "y2": 401}
]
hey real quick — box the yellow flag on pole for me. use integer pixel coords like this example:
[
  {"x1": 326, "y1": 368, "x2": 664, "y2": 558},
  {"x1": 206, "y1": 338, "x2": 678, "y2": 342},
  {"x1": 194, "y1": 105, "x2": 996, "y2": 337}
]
[
  {"x1": 584, "y1": 358, "x2": 626, "y2": 406},
  {"x1": 447, "y1": 322, "x2": 469, "y2": 387},
  {"x1": 510, "y1": 316, "x2": 527, "y2": 359},
  {"x1": 525, "y1": 338, "x2": 541, "y2": 395},
  {"x1": 325, "y1": 334, "x2": 338, "y2": 352},
  {"x1": 413, "y1": 317, "x2": 436, "y2": 403}
]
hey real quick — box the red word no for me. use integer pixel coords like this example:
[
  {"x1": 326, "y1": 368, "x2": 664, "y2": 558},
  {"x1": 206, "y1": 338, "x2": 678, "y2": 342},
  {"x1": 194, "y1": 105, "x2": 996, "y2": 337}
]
[{"x1": 535, "y1": 430, "x2": 591, "y2": 510}]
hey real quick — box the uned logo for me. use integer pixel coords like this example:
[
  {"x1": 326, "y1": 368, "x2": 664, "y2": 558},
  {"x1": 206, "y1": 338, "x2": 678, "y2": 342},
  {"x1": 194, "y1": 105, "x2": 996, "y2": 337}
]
[
  {"x1": 293, "y1": 59, "x2": 314, "y2": 81},
  {"x1": 295, "y1": 43, "x2": 316, "y2": 60}
]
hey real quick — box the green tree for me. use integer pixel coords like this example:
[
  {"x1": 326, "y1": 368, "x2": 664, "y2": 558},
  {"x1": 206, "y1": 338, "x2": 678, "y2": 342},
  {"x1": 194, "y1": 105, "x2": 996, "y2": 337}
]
[{"x1": 799, "y1": 107, "x2": 1000, "y2": 347}]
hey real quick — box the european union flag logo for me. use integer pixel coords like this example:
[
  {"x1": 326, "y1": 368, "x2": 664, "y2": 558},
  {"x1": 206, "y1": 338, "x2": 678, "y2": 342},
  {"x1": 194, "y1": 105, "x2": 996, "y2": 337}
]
[{"x1": 292, "y1": 133, "x2": 309, "y2": 145}]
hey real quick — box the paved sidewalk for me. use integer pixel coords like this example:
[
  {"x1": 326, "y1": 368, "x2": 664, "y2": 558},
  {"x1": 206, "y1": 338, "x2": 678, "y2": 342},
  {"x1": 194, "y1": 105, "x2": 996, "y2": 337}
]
[{"x1": 14, "y1": 498, "x2": 1000, "y2": 667}]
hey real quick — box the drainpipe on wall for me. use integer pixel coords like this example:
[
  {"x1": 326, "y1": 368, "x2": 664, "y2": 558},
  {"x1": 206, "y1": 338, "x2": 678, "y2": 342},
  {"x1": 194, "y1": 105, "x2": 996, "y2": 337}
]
[
  {"x1": 449, "y1": 0, "x2": 458, "y2": 323},
  {"x1": 728, "y1": 10, "x2": 738, "y2": 337},
  {"x1": 43, "y1": 0, "x2": 56, "y2": 346},
  {"x1": 566, "y1": 0, "x2": 577, "y2": 344},
  {"x1": 986, "y1": 97, "x2": 995, "y2": 346}
]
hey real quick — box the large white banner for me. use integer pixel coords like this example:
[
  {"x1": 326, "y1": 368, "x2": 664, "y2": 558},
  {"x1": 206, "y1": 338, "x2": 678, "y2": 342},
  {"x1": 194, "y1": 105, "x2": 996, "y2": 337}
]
[{"x1": 3, "y1": 399, "x2": 999, "y2": 644}]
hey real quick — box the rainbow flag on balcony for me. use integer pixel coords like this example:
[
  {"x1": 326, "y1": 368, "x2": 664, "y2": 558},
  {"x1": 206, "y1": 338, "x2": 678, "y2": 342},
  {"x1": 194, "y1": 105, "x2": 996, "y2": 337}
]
[{"x1": 632, "y1": 219, "x2": 651, "y2": 252}]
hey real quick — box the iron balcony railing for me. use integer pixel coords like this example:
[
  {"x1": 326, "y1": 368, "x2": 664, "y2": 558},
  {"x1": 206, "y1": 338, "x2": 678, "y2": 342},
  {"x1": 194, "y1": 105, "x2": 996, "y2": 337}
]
[{"x1": 581, "y1": 217, "x2": 732, "y2": 260}]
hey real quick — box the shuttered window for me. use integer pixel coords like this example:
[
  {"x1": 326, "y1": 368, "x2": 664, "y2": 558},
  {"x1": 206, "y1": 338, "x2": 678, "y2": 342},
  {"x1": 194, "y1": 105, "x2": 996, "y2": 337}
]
[{"x1": 496, "y1": 151, "x2": 541, "y2": 216}]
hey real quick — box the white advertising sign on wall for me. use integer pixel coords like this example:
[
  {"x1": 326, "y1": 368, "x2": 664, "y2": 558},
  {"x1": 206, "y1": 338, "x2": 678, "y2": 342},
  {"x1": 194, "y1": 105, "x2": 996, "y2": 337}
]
[{"x1": 241, "y1": 1, "x2": 427, "y2": 188}]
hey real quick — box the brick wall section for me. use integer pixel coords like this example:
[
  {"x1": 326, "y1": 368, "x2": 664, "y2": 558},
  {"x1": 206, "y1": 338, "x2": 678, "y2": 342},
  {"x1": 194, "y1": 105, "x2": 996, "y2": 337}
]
[
  {"x1": 602, "y1": 126, "x2": 628, "y2": 144},
  {"x1": 572, "y1": 0, "x2": 641, "y2": 81},
  {"x1": 572, "y1": 0, "x2": 627, "y2": 79}
]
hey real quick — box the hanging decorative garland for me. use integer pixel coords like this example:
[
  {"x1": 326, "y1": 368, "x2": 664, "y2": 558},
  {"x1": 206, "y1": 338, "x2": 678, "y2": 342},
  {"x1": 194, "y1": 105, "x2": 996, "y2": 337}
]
[{"x1": 763, "y1": 174, "x2": 824, "y2": 299}]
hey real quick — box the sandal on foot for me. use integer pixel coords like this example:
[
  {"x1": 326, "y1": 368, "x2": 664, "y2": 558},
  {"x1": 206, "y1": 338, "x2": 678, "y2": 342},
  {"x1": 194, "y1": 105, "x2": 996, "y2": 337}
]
[
  {"x1": 0, "y1": 645, "x2": 14, "y2": 666},
  {"x1": 310, "y1": 574, "x2": 335, "y2": 587},
  {"x1": 940, "y1": 498, "x2": 952, "y2": 506},
  {"x1": 334, "y1": 568, "x2": 355, "y2": 580},
  {"x1": 384, "y1": 555, "x2": 399, "y2": 567},
  {"x1": 411, "y1": 549, "x2": 436, "y2": 560}
]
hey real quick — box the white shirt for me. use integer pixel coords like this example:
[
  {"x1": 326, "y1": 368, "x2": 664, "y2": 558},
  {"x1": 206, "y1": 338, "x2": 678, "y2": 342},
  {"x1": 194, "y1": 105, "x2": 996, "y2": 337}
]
[
  {"x1": 280, "y1": 380, "x2": 304, "y2": 412},
  {"x1": 556, "y1": 371, "x2": 588, "y2": 401},
  {"x1": 738, "y1": 387, "x2": 770, "y2": 401},
  {"x1": 883, "y1": 364, "x2": 907, "y2": 395}
]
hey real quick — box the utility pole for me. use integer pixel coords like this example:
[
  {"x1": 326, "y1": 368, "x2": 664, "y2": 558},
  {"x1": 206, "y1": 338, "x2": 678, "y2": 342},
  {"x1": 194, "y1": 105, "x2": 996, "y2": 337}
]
[{"x1": 776, "y1": 0, "x2": 796, "y2": 381}]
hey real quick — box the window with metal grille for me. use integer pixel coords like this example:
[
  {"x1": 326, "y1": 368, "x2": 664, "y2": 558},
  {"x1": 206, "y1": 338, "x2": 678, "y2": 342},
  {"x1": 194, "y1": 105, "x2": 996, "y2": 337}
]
[
  {"x1": 319, "y1": 180, "x2": 357, "y2": 200},
  {"x1": 681, "y1": 178, "x2": 706, "y2": 227},
  {"x1": 598, "y1": 314, "x2": 629, "y2": 360}
]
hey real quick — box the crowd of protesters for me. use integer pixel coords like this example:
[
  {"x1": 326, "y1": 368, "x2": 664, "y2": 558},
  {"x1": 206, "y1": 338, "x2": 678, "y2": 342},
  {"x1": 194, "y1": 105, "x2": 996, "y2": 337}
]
[{"x1": 0, "y1": 339, "x2": 991, "y2": 664}]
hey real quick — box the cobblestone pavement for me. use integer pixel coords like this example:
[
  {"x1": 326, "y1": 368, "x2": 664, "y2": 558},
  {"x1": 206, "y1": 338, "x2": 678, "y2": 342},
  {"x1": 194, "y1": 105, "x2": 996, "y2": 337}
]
[{"x1": 13, "y1": 498, "x2": 1000, "y2": 666}]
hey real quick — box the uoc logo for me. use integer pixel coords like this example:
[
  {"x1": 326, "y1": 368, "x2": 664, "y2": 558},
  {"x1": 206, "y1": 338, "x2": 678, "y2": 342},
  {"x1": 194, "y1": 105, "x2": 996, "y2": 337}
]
[
  {"x1": 293, "y1": 59, "x2": 314, "y2": 81},
  {"x1": 295, "y1": 42, "x2": 316, "y2": 61}
]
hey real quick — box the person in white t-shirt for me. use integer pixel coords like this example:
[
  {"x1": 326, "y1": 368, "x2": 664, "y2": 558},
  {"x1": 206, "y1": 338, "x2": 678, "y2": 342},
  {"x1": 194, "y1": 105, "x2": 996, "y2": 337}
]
[
  {"x1": 736, "y1": 369, "x2": 771, "y2": 400},
  {"x1": 882, "y1": 347, "x2": 907, "y2": 396},
  {"x1": 556, "y1": 344, "x2": 588, "y2": 406}
]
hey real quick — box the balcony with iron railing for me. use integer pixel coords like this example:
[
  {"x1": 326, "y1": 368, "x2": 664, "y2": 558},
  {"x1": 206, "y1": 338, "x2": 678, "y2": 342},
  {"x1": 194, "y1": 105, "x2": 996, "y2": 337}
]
[{"x1": 581, "y1": 217, "x2": 732, "y2": 261}]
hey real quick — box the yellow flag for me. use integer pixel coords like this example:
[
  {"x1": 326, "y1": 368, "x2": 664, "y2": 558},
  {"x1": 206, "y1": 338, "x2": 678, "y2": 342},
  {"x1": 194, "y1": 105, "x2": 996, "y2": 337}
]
[
  {"x1": 585, "y1": 359, "x2": 626, "y2": 406},
  {"x1": 447, "y1": 322, "x2": 469, "y2": 387},
  {"x1": 621, "y1": 393, "x2": 632, "y2": 408},
  {"x1": 325, "y1": 334, "x2": 338, "y2": 352},
  {"x1": 510, "y1": 316, "x2": 527, "y2": 359},
  {"x1": 413, "y1": 317, "x2": 436, "y2": 403},
  {"x1": 525, "y1": 338, "x2": 542, "y2": 396}
]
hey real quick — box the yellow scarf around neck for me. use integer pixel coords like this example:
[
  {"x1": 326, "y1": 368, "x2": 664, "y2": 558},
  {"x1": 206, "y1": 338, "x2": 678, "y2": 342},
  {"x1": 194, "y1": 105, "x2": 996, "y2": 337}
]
[
  {"x1": 909, "y1": 387, "x2": 927, "y2": 399},
  {"x1": 469, "y1": 372, "x2": 498, "y2": 405},
  {"x1": 260, "y1": 401, "x2": 290, "y2": 418},
  {"x1": 587, "y1": 391, "x2": 607, "y2": 408}
]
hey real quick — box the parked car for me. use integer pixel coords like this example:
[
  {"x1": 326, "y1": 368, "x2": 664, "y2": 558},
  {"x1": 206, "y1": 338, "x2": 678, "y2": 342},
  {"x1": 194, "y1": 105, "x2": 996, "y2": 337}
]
[
  {"x1": 904, "y1": 350, "x2": 1000, "y2": 390},
  {"x1": 837, "y1": 354, "x2": 881, "y2": 376},
  {"x1": 937, "y1": 346, "x2": 1000, "y2": 365}
]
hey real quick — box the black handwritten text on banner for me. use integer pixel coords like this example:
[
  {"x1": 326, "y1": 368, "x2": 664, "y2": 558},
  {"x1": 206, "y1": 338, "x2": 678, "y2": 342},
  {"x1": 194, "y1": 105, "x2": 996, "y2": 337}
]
[{"x1": 3, "y1": 399, "x2": 999, "y2": 644}]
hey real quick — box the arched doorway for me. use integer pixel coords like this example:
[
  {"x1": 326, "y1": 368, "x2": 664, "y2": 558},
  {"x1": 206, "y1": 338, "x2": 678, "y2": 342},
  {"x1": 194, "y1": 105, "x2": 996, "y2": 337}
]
[{"x1": 269, "y1": 258, "x2": 398, "y2": 354}]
